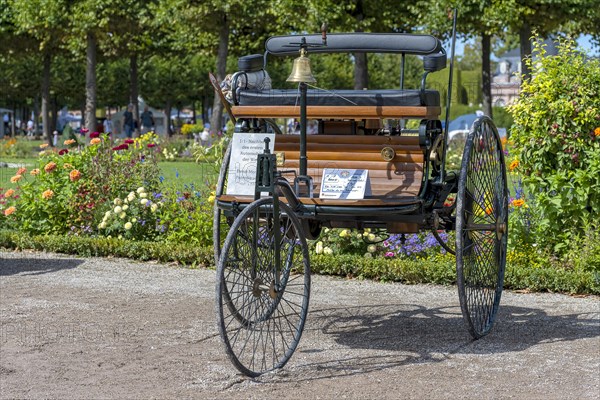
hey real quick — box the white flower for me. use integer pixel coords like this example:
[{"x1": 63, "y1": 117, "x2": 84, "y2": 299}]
[
  {"x1": 140, "y1": 199, "x2": 149, "y2": 206},
  {"x1": 113, "y1": 198, "x2": 122, "y2": 206},
  {"x1": 150, "y1": 203, "x2": 158, "y2": 213},
  {"x1": 315, "y1": 241, "x2": 323, "y2": 254},
  {"x1": 118, "y1": 235, "x2": 123, "y2": 239},
  {"x1": 368, "y1": 233, "x2": 376, "y2": 241},
  {"x1": 127, "y1": 192, "x2": 136, "y2": 201},
  {"x1": 122, "y1": 205, "x2": 129, "y2": 211},
  {"x1": 324, "y1": 247, "x2": 333, "y2": 255},
  {"x1": 131, "y1": 218, "x2": 137, "y2": 223},
  {"x1": 113, "y1": 206, "x2": 122, "y2": 214},
  {"x1": 105, "y1": 211, "x2": 111, "y2": 217},
  {"x1": 374, "y1": 236, "x2": 382, "y2": 242},
  {"x1": 137, "y1": 187, "x2": 145, "y2": 194},
  {"x1": 339, "y1": 229, "x2": 349, "y2": 238},
  {"x1": 124, "y1": 222, "x2": 132, "y2": 230},
  {"x1": 140, "y1": 192, "x2": 148, "y2": 198},
  {"x1": 119, "y1": 211, "x2": 126, "y2": 219},
  {"x1": 367, "y1": 244, "x2": 377, "y2": 253}
]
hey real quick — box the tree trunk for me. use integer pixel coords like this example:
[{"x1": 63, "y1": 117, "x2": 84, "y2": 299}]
[
  {"x1": 481, "y1": 33, "x2": 493, "y2": 118},
  {"x1": 130, "y1": 54, "x2": 139, "y2": 133},
  {"x1": 354, "y1": 53, "x2": 369, "y2": 89},
  {"x1": 209, "y1": 13, "x2": 229, "y2": 135},
  {"x1": 41, "y1": 51, "x2": 51, "y2": 143},
  {"x1": 50, "y1": 95, "x2": 58, "y2": 140},
  {"x1": 33, "y1": 98, "x2": 39, "y2": 136},
  {"x1": 165, "y1": 101, "x2": 172, "y2": 136},
  {"x1": 352, "y1": 0, "x2": 368, "y2": 90},
  {"x1": 519, "y1": 23, "x2": 532, "y2": 84},
  {"x1": 85, "y1": 32, "x2": 97, "y2": 142}
]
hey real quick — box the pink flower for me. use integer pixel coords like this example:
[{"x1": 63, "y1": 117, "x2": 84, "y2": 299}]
[
  {"x1": 90, "y1": 131, "x2": 100, "y2": 138},
  {"x1": 385, "y1": 252, "x2": 395, "y2": 257},
  {"x1": 124, "y1": 139, "x2": 134, "y2": 144},
  {"x1": 147, "y1": 143, "x2": 156, "y2": 148},
  {"x1": 81, "y1": 128, "x2": 89, "y2": 134}
]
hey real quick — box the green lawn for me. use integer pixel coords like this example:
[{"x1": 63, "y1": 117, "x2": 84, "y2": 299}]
[
  {"x1": 1, "y1": 159, "x2": 217, "y2": 189},
  {"x1": 158, "y1": 161, "x2": 218, "y2": 189}
]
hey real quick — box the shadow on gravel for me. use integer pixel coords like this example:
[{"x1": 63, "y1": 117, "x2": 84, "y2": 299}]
[
  {"x1": 293, "y1": 303, "x2": 599, "y2": 379},
  {"x1": 0, "y1": 257, "x2": 83, "y2": 276}
]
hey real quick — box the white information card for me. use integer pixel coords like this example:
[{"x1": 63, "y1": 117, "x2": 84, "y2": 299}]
[
  {"x1": 226, "y1": 132, "x2": 276, "y2": 196},
  {"x1": 319, "y1": 168, "x2": 370, "y2": 199}
]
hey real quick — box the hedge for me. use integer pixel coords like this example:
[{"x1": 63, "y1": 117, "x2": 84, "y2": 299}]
[{"x1": 0, "y1": 230, "x2": 597, "y2": 295}]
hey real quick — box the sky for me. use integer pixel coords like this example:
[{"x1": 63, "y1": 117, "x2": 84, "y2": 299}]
[{"x1": 447, "y1": 34, "x2": 598, "y2": 59}]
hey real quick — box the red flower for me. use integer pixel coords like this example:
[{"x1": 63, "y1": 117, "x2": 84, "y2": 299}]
[
  {"x1": 90, "y1": 131, "x2": 100, "y2": 138},
  {"x1": 59, "y1": 149, "x2": 69, "y2": 155},
  {"x1": 112, "y1": 144, "x2": 129, "y2": 151},
  {"x1": 81, "y1": 128, "x2": 89, "y2": 134},
  {"x1": 147, "y1": 143, "x2": 156, "y2": 148},
  {"x1": 124, "y1": 139, "x2": 134, "y2": 144}
]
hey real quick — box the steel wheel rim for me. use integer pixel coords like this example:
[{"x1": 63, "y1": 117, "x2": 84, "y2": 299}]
[
  {"x1": 216, "y1": 198, "x2": 310, "y2": 376},
  {"x1": 213, "y1": 142, "x2": 232, "y2": 266},
  {"x1": 456, "y1": 116, "x2": 508, "y2": 339}
]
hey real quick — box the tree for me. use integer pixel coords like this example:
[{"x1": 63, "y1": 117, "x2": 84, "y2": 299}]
[
  {"x1": 8, "y1": 0, "x2": 70, "y2": 143},
  {"x1": 155, "y1": 0, "x2": 279, "y2": 135},
  {"x1": 410, "y1": 0, "x2": 511, "y2": 118}
]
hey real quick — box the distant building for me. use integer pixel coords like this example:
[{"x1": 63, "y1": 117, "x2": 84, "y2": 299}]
[{"x1": 492, "y1": 39, "x2": 559, "y2": 106}]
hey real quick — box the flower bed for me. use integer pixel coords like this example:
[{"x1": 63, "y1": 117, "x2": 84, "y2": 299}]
[{"x1": 0, "y1": 132, "x2": 215, "y2": 243}]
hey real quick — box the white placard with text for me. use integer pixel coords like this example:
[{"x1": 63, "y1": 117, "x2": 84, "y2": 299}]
[
  {"x1": 226, "y1": 133, "x2": 276, "y2": 196},
  {"x1": 319, "y1": 168, "x2": 370, "y2": 199}
]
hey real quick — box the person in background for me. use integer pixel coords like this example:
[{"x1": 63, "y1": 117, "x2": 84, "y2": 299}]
[
  {"x1": 200, "y1": 125, "x2": 211, "y2": 147},
  {"x1": 3, "y1": 113, "x2": 10, "y2": 137},
  {"x1": 103, "y1": 115, "x2": 113, "y2": 136},
  {"x1": 140, "y1": 106, "x2": 155, "y2": 134},
  {"x1": 122, "y1": 104, "x2": 135, "y2": 138},
  {"x1": 26, "y1": 119, "x2": 34, "y2": 137}
]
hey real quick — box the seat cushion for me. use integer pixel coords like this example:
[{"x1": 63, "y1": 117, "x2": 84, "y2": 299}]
[{"x1": 237, "y1": 89, "x2": 440, "y2": 107}]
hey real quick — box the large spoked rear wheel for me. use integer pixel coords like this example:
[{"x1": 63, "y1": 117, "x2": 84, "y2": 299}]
[
  {"x1": 216, "y1": 197, "x2": 310, "y2": 377},
  {"x1": 456, "y1": 116, "x2": 508, "y2": 339},
  {"x1": 213, "y1": 142, "x2": 232, "y2": 265}
]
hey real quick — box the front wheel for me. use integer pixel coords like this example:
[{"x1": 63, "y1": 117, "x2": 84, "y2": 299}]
[
  {"x1": 216, "y1": 197, "x2": 310, "y2": 377},
  {"x1": 456, "y1": 116, "x2": 508, "y2": 339}
]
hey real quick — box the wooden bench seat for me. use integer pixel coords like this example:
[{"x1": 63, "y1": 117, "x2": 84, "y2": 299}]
[
  {"x1": 231, "y1": 105, "x2": 441, "y2": 119},
  {"x1": 273, "y1": 134, "x2": 424, "y2": 199}
]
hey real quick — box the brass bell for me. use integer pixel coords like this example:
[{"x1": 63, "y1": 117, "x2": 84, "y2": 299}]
[{"x1": 287, "y1": 48, "x2": 316, "y2": 83}]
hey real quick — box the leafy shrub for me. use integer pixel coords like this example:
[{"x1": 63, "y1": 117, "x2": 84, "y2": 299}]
[
  {"x1": 194, "y1": 134, "x2": 231, "y2": 168},
  {"x1": 156, "y1": 182, "x2": 215, "y2": 245},
  {"x1": 180, "y1": 123, "x2": 204, "y2": 136},
  {"x1": 0, "y1": 133, "x2": 162, "y2": 235},
  {"x1": 507, "y1": 37, "x2": 600, "y2": 253}
]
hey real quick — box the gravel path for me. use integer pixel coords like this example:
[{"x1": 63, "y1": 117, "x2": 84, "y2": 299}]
[{"x1": 1, "y1": 250, "x2": 599, "y2": 399}]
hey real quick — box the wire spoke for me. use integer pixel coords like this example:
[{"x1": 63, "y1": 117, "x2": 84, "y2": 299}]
[{"x1": 216, "y1": 198, "x2": 310, "y2": 376}]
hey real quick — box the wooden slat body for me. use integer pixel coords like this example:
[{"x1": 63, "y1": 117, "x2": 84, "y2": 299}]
[{"x1": 273, "y1": 135, "x2": 424, "y2": 198}]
